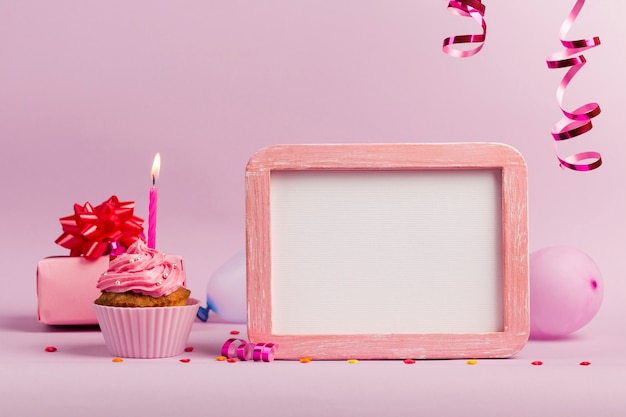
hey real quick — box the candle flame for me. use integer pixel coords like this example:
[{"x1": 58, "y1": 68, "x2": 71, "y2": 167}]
[{"x1": 151, "y1": 153, "x2": 161, "y2": 185}]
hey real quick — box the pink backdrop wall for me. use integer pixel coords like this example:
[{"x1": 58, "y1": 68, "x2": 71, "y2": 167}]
[{"x1": 1, "y1": 1, "x2": 623, "y2": 334}]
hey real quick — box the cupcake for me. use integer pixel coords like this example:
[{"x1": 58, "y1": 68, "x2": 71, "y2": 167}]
[{"x1": 93, "y1": 239, "x2": 198, "y2": 358}]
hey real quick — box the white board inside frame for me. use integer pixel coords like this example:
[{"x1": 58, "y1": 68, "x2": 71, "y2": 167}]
[{"x1": 270, "y1": 169, "x2": 504, "y2": 335}]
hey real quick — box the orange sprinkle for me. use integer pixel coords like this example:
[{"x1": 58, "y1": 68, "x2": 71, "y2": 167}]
[
  {"x1": 299, "y1": 357, "x2": 313, "y2": 363},
  {"x1": 215, "y1": 356, "x2": 227, "y2": 361},
  {"x1": 112, "y1": 357, "x2": 124, "y2": 363},
  {"x1": 466, "y1": 360, "x2": 478, "y2": 365},
  {"x1": 347, "y1": 359, "x2": 359, "y2": 364}
]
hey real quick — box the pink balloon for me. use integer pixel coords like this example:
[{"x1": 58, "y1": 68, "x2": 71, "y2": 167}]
[{"x1": 530, "y1": 246, "x2": 603, "y2": 339}]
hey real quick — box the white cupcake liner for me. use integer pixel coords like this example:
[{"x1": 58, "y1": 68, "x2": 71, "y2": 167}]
[{"x1": 93, "y1": 298, "x2": 199, "y2": 358}]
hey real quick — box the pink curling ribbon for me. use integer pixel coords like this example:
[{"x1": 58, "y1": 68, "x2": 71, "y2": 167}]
[
  {"x1": 221, "y1": 338, "x2": 278, "y2": 362},
  {"x1": 442, "y1": 0, "x2": 486, "y2": 58},
  {"x1": 221, "y1": 338, "x2": 251, "y2": 360},
  {"x1": 546, "y1": 0, "x2": 602, "y2": 171},
  {"x1": 55, "y1": 195, "x2": 144, "y2": 259},
  {"x1": 253, "y1": 343, "x2": 278, "y2": 362}
]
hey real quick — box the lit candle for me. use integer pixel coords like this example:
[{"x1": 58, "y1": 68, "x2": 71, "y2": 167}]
[{"x1": 148, "y1": 153, "x2": 161, "y2": 249}]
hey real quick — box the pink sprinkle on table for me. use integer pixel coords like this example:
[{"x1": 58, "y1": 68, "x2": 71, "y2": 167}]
[
  {"x1": 531, "y1": 361, "x2": 544, "y2": 366},
  {"x1": 403, "y1": 359, "x2": 416, "y2": 364},
  {"x1": 180, "y1": 358, "x2": 191, "y2": 363},
  {"x1": 184, "y1": 347, "x2": 194, "y2": 352},
  {"x1": 230, "y1": 330, "x2": 240, "y2": 335},
  {"x1": 44, "y1": 346, "x2": 57, "y2": 352}
]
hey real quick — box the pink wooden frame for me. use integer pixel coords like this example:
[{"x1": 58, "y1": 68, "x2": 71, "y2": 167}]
[{"x1": 246, "y1": 143, "x2": 528, "y2": 360}]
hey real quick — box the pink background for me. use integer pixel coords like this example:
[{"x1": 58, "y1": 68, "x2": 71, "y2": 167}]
[{"x1": 1, "y1": 1, "x2": 625, "y2": 416}]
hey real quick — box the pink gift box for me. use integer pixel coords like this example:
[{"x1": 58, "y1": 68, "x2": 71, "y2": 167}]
[
  {"x1": 36, "y1": 255, "x2": 185, "y2": 325},
  {"x1": 36, "y1": 256, "x2": 109, "y2": 325}
]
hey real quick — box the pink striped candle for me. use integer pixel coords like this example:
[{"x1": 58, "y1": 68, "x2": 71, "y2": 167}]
[{"x1": 148, "y1": 153, "x2": 160, "y2": 249}]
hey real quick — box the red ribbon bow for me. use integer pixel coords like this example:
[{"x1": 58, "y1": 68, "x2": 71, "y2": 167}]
[{"x1": 55, "y1": 195, "x2": 144, "y2": 259}]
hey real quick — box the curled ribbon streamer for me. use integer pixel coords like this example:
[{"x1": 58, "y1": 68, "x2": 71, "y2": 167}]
[
  {"x1": 546, "y1": 0, "x2": 602, "y2": 171},
  {"x1": 55, "y1": 195, "x2": 144, "y2": 259},
  {"x1": 442, "y1": 0, "x2": 486, "y2": 58},
  {"x1": 253, "y1": 343, "x2": 278, "y2": 362},
  {"x1": 221, "y1": 338, "x2": 278, "y2": 362}
]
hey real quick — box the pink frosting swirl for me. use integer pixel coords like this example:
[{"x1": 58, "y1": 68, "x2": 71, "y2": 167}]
[{"x1": 96, "y1": 239, "x2": 185, "y2": 298}]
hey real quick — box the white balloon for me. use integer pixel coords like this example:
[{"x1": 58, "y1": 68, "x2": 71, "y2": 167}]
[{"x1": 204, "y1": 249, "x2": 247, "y2": 323}]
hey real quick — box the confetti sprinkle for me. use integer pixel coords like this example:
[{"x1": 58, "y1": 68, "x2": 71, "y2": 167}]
[
  {"x1": 531, "y1": 361, "x2": 544, "y2": 366},
  {"x1": 180, "y1": 358, "x2": 191, "y2": 363},
  {"x1": 44, "y1": 346, "x2": 57, "y2": 352},
  {"x1": 403, "y1": 359, "x2": 416, "y2": 364},
  {"x1": 184, "y1": 347, "x2": 194, "y2": 352},
  {"x1": 580, "y1": 361, "x2": 591, "y2": 366},
  {"x1": 299, "y1": 357, "x2": 313, "y2": 363},
  {"x1": 227, "y1": 358, "x2": 238, "y2": 363},
  {"x1": 230, "y1": 330, "x2": 240, "y2": 335},
  {"x1": 466, "y1": 360, "x2": 478, "y2": 365},
  {"x1": 112, "y1": 357, "x2": 124, "y2": 363},
  {"x1": 347, "y1": 359, "x2": 359, "y2": 364},
  {"x1": 216, "y1": 356, "x2": 227, "y2": 361}
]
